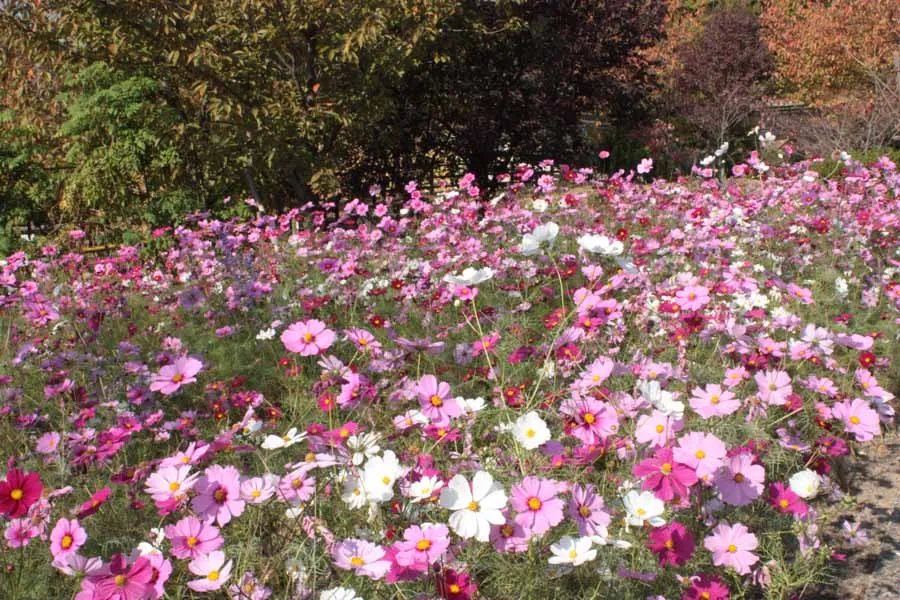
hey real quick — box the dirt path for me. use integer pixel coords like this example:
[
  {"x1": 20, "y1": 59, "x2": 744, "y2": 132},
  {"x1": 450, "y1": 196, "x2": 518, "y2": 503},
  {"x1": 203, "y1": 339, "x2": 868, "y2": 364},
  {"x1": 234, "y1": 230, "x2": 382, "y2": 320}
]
[{"x1": 824, "y1": 432, "x2": 900, "y2": 600}]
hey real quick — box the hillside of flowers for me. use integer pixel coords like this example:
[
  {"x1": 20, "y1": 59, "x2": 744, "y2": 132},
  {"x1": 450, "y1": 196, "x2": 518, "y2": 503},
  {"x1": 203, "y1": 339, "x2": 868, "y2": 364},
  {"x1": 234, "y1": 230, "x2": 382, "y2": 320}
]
[{"x1": 1, "y1": 152, "x2": 898, "y2": 600}]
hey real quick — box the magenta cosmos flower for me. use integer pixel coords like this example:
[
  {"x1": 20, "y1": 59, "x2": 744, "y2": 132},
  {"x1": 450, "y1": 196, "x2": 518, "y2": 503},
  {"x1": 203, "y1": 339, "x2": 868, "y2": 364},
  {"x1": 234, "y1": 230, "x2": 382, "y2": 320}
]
[
  {"x1": 149, "y1": 356, "x2": 202, "y2": 396},
  {"x1": 560, "y1": 395, "x2": 619, "y2": 444},
  {"x1": 714, "y1": 453, "x2": 765, "y2": 506},
  {"x1": 416, "y1": 374, "x2": 461, "y2": 425},
  {"x1": 0, "y1": 468, "x2": 43, "y2": 518},
  {"x1": 393, "y1": 524, "x2": 451, "y2": 569},
  {"x1": 767, "y1": 483, "x2": 808, "y2": 518},
  {"x1": 647, "y1": 521, "x2": 695, "y2": 567},
  {"x1": 509, "y1": 476, "x2": 565, "y2": 535},
  {"x1": 187, "y1": 550, "x2": 233, "y2": 592},
  {"x1": 831, "y1": 398, "x2": 880, "y2": 442},
  {"x1": 681, "y1": 574, "x2": 730, "y2": 600},
  {"x1": 191, "y1": 465, "x2": 245, "y2": 526},
  {"x1": 165, "y1": 515, "x2": 224, "y2": 559},
  {"x1": 568, "y1": 483, "x2": 611, "y2": 538},
  {"x1": 632, "y1": 447, "x2": 698, "y2": 502},
  {"x1": 50, "y1": 518, "x2": 87, "y2": 560},
  {"x1": 703, "y1": 522, "x2": 759, "y2": 575},
  {"x1": 89, "y1": 553, "x2": 154, "y2": 600},
  {"x1": 281, "y1": 319, "x2": 335, "y2": 356}
]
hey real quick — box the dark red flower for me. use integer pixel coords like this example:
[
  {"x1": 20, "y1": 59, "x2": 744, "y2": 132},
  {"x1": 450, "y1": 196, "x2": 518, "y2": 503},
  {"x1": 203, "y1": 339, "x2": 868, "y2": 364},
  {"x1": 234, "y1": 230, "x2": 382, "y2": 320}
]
[
  {"x1": 647, "y1": 521, "x2": 695, "y2": 566},
  {"x1": 0, "y1": 468, "x2": 43, "y2": 518},
  {"x1": 858, "y1": 351, "x2": 876, "y2": 368}
]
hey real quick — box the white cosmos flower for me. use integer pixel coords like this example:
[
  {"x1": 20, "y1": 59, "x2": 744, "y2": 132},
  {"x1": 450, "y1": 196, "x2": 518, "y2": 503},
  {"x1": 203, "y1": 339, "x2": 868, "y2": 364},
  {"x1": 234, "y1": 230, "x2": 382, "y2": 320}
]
[
  {"x1": 408, "y1": 475, "x2": 444, "y2": 502},
  {"x1": 548, "y1": 536, "x2": 597, "y2": 566},
  {"x1": 260, "y1": 427, "x2": 307, "y2": 450},
  {"x1": 361, "y1": 450, "x2": 405, "y2": 503},
  {"x1": 577, "y1": 234, "x2": 623, "y2": 256},
  {"x1": 521, "y1": 222, "x2": 559, "y2": 255},
  {"x1": 340, "y1": 473, "x2": 368, "y2": 509},
  {"x1": 256, "y1": 327, "x2": 276, "y2": 341},
  {"x1": 443, "y1": 267, "x2": 495, "y2": 287},
  {"x1": 457, "y1": 396, "x2": 487, "y2": 415},
  {"x1": 512, "y1": 411, "x2": 551, "y2": 450},
  {"x1": 639, "y1": 381, "x2": 685, "y2": 420},
  {"x1": 347, "y1": 432, "x2": 381, "y2": 467},
  {"x1": 439, "y1": 471, "x2": 508, "y2": 542},
  {"x1": 622, "y1": 490, "x2": 666, "y2": 528},
  {"x1": 789, "y1": 469, "x2": 821, "y2": 499},
  {"x1": 320, "y1": 587, "x2": 363, "y2": 600},
  {"x1": 532, "y1": 198, "x2": 549, "y2": 213}
]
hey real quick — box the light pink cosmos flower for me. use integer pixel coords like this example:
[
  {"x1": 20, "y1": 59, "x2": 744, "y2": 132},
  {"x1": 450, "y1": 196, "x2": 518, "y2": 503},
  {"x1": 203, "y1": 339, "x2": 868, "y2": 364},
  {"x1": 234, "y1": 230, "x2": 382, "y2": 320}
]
[
  {"x1": 191, "y1": 465, "x2": 245, "y2": 526},
  {"x1": 490, "y1": 510, "x2": 531, "y2": 553},
  {"x1": 689, "y1": 384, "x2": 740, "y2": 418},
  {"x1": 509, "y1": 476, "x2": 565, "y2": 535},
  {"x1": 36, "y1": 431, "x2": 62, "y2": 455},
  {"x1": 831, "y1": 398, "x2": 880, "y2": 442},
  {"x1": 149, "y1": 356, "x2": 203, "y2": 396},
  {"x1": 187, "y1": 550, "x2": 233, "y2": 592},
  {"x1": 50, "y1": 518, "x2": 87, "y2": 560},
  {"x1": 281, "y1": 319, "x2": 335, "y2": 356},
  {"x1": 714, "y1": 453, "x2": 765, "y2": 506},
  {"x1": 704, "y1": 522, "x2": 759, "y2": 575},
  {"x1": 635, "y1": 410, "x2": 683, "y2": 446},
  {"x1": 5, "y1": 518, "x2": 39, "y2": 548},
  {"x1": 675, "y1": 285, "x2": 710, "y2": 311},
  {"x1": 332, "y1": 538, "x2": 391, "y2": 579},
  {"x1": 240, "y1": 475, "x2": 277, "y2": 503},
  {"x1": 165, "y1": 516, "x2": 223, "y2": 559},
  {"x1": 673, "y1": 432, "x2": 727, "y2": 482},
  {"x1": 568, "y1": 484, "x2": 611, "y2": 538},
  {"x1": 393, "y1": 524, "x2": 451, "y2": 569},
  {"x1": 144, "y1": 464, "x2": 199, "y2": 506},
  {"x1": 755, "y1": 370, "x2": 792, "y2": 405},
  {"x1": 723, "y1": 366, "x2": 748, "y2": 388},
  {"x1": 573, "y1": 357, "x2": 615, "y2": 390},
  {"x1": 416, "y1": 374, "x2": 461, "y2": 426}
]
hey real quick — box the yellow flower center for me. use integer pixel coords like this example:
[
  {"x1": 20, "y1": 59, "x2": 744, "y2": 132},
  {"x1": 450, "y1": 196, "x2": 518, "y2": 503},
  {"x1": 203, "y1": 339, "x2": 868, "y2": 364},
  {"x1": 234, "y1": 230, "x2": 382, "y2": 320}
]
[
  {"x1": 381, "y1": 476, "x2": 391, "y2": 485},
  {"x1": 303, "y1": 332, "x2": 314, "y2": 343},
  {"x1": 527, "y1": 497, "x2": 542, "y2": 511},
  {"x1": 779, "y1": 499, "x2": 790, "y2": 508},
  {"x1": 10, "y1": 488, "x2": 23, "y2": 501},
  {"x1": 664, "y1": 539, "x2": 674, "y2": 549},
  {"x1": 172, "y1": 373, "x2": 184, "y2": 383},
  {"x1": 350, "y1": 556, "x2": 365, "y2": 567},
  {"x1": 568, "y1": 549, "x2": 578, "y2": 559},
  {"x1": 655, "y1": 424, "x2": 665, "y2": 433},
  {"x1": 430, "y1": 395, "x2": 443, "y2": 407},
  {"x1": 449, "y1": 584, "x2": 461, "y2": 594},
  {"x1": 583, "y1": 413, "x2": 596, "y2": 424},
  {"x1": 169, "y1": 482, "x2": 180, "y2": 492},
  {"x1": 187, "y1": 536, "x2": 199, "y2": 547},
  {"x1": 526, "y1": 428, "x2": 536, "y2": 438},
  {"x1": 468, "y1": 500, "x2": 479, "y2": 511},
  {"x1": 733, "y1": 473, "x2": 745, "y2": 483},
  {"x1": 207, "y1": 570, "x2": 219, "y2": 581},
  {"x1": 579, "y1": 505, "x2": 592, "y2": 517},
  {"x1": 636, "y1": 507, "x2": 646, "y2": 516},
  {"x1": 292, "y1": 478, "x2": 303, "y2": 489},
  {"x1": 850, "y1": 415, "x2": 861, "y2": 424},
  {"x1": 695, "y1": 450, "x2": 706, "y2": 459},
  {"x1": 61, "y1": 535, "x2": 73, "y2": 549},
  {"x1": 416, "y1": 539, "x2": 432, "y2": 551},
  {"x1": 214, "y1": 488, "x2": 227, "y2": 502},
  {"x1": 727, "y1": 544, "x2": 737, "y2": 553},
  {"x1": 115, "y1": 575, "x2": 127, "y2": 587},
  {"x1": 661, "y1": 463, "x2": 672, "y2": 474}
]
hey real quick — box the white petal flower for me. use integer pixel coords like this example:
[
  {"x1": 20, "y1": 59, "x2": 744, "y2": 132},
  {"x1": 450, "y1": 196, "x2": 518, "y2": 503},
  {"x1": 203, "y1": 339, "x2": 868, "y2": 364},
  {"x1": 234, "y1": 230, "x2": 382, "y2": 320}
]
[
  {"x1": 440, "y1": 471, "x2": 507, "y2": 542},
  {"x1": 261, "y1": 427, "x2": 306, "y2": 450},
  {"x1": 789, "y1": 469, "x2": 821, "y2": 499},
  {"x1": 577, "y1": 234, "x2": 624, "y2": 256},
  {"x1": 443, "y1": 267, "x2": 495, "y2": 287},
  {"x1": 521, "y1": 222, "x2": 559, "y2": 255},
  {"x1": 548, "y1": 536, "x2": 597, "y2": 566},
  {"x1": 512, "y1": 411, "x2": 551, "y2": 450},
  {"x1": 623, "y1": 490, "x2": 666, "y2": 528}
]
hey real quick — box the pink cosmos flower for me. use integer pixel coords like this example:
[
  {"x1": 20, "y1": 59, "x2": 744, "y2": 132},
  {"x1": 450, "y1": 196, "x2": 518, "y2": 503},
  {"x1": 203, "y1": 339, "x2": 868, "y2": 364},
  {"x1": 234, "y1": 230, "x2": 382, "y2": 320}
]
[
  {"x1": 165, "y1": 516, "x2": 223, "y2": 559},
  {"x1": 149, "y1": 356, "x2": 203, "y2": 396},
  {"x1": 76, "y1": 487, "x2": 111, "y2": 519},
  {"x1": 648, "y1": 521, "x2": 695, "y2": 567},
  {"x1": 332, "y1": 538, "x2": 391, "y2": 579},
  {"x1": 675, "y1": 286, "x2": 710, "y2": 311},
  {"x1": 281, "y1": 319, "x2": 335, "y2": 356},
  {"x1": 689, "y1": 384, "x2": 740, "y2": 418},
  {"x1": 393, "y1": 524, "x2": 451, "y2": 569},
  {"x1": 191, "y1": 465, "x2": 245, "y2": 526},
  {"x1": 187, "y1": 550, "x2": 233, "y2": 592},
  {"x1": 36, "y1": 431, "x2": 62, "y2": 455},
  {"x1": 831, "y1": 398, "x2": 880, "y2": 442},
  {"x1": 714, "y1": 453, "x2": 765, "y2": 506},
  {"x1": 767, "y1": 483, "x2": 808, "y2": 518},
  {"x1": 573, "y1": 357, "x2": 615, "y2": 390},
  {"x1": 50, "y1": 518, "x2": 87, "y2": 559},
  {"x1": 509, "y1": 476, "x2": 565, "y2": 535},
  {"x1": 416, "y1": 374, "x2": 461, "y2": 425},
  {"x1": 568, "y1": 484, "x2": 611, "y2": 538},
  {"x1": 632, "y1": 447, "x2": 698, "y2": 501},
  {"x1": 90, "y1": 553, "x2": 154, "y2": 600},
  {"x1": 277, "y1": 467, "x2": 316, "y2": 503},
  {"x1": 560, "y1": 395, "x2": 619, "y2": 444},
  {"x1": 4, "y1": 518, "x2": 39, "y2": 547},
  {"x1": 489, "y1": 511, "x2": 531, "y2": 553},
  {"x1": 723, "y1": 366, "x2": 748, "y2": 388},
  {"x1": 682, "y1": 573, "x2": 731, "y2": 600},
  {"x1": 673, "y1": 432, "x2": 727, "y2": 482},
  {"x1": 703, "y1": 522, "x2": 759, "y2": 575},
  {"x1": 145, "y1": 465, "x2": 198, "y2": 508},
  {"x1": 754, "y1": 370, "x2": 792, "y2": 406},
  {"x1": 240, "y1": 476, "x2": 277, "y2": 503}
]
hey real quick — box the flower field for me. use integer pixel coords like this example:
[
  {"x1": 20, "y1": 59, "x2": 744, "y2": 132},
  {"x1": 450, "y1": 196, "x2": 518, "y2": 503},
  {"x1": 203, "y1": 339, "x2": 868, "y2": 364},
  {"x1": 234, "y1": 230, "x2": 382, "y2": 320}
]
[{"x1": 1, "y1": 153, "x2": 898, "y2": 600}]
